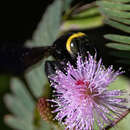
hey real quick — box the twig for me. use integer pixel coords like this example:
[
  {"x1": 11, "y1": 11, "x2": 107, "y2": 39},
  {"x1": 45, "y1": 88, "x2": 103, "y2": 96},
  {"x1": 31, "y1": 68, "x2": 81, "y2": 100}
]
[
  {"x1": 104, "y1": 109, "x2": 130, "y2": 130},
  {"x1": 63, "y1": 1, "x2": 97, "y2": 20},
  {"x1": 72, "y1": 1, "x2": 97, "y2": 15}
]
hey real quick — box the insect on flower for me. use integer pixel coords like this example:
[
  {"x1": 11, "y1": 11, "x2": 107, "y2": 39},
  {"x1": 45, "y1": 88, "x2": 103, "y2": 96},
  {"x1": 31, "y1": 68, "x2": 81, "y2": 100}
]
[
  {"x1": 47, "y1": 53, "x2": 128, "y2": 130},
  {"x1": 35, "y1": 32, "x2": 128, "y2": 129},
  {"x1": 1, "y1": 32, "x2": 94, "y2": 100}
]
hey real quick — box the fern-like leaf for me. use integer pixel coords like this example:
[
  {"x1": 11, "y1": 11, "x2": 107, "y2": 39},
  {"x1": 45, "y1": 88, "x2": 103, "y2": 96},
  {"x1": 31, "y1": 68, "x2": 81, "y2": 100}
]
[{"x1": 97, "y1": 0, "x2": 130, "y2": 64}]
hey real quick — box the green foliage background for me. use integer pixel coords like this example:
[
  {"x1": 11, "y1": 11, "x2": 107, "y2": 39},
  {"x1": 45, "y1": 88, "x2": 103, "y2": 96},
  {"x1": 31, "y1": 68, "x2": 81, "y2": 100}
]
[{"x1": 0, "y1": 0, "x2": 130, "y2": 130}]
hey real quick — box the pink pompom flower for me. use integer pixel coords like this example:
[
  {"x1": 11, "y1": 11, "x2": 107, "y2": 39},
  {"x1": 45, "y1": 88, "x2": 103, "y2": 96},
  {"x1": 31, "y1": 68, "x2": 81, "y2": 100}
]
[{"x1": 48, "y1": 53, "x2": 128, "y2": 130}]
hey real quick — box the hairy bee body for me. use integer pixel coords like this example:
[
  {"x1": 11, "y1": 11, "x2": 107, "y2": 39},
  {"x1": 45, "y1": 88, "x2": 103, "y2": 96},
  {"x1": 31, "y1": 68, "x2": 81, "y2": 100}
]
[{"x1": 45, "y1": 32, "x2": 95, "y2": 77}]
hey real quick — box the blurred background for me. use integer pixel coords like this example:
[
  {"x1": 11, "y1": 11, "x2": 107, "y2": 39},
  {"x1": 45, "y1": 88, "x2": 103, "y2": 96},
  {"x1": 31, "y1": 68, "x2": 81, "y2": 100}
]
[
  {"x1": 1, "y1": 1, "x2": 52, "y2": 129},
  {"x1": 0, "y1": 0, "x2": 130, "y2": 130}
]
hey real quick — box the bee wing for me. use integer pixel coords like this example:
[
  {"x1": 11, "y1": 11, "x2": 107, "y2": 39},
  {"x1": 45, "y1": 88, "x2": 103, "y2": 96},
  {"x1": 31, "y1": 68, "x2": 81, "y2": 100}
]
[{"x1": 0, "y1": 46, "x2": 52, "y2": 75}]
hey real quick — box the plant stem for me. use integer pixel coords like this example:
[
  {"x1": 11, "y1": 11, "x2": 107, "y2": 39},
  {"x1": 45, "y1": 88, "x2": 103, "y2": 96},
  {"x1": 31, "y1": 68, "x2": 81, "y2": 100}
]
[{"x1": 104, "y1": 109, "x2": 130, "y2": 130}]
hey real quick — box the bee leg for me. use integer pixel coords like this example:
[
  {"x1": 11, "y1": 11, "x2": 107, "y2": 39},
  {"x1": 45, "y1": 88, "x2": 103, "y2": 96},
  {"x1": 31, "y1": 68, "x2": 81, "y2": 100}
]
[{"x1": 45, "y1": 61, "x2": 59, "y2": 78}]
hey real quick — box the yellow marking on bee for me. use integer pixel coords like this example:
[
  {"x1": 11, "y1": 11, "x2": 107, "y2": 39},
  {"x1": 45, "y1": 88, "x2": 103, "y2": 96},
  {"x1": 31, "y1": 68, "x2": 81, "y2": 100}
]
[{"x1": 66, "y1": 32, "x2": 86, "y2": 54}]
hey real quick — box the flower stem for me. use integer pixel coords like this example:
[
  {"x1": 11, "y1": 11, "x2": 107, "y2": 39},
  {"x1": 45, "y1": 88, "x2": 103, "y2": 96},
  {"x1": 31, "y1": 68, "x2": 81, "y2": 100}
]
[{"x1": 104, "y1": 109, "x2": 130, "y2": 130}]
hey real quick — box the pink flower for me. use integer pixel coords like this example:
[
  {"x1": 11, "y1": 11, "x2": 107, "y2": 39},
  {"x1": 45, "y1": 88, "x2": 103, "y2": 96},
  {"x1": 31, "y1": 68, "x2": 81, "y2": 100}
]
[{"x1": 49, "y1": 53, "x2": 127, "y2": 130}]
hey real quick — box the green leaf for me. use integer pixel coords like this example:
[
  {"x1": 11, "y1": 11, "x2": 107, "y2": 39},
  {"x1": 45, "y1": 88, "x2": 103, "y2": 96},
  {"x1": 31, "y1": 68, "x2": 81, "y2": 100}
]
[
  {"x1": 4, "y1": 78, "x2": 61, "y2": 130},
  {"x1": 25, "y1": 57, "x2": 52, "y2": 98},
  {"x1": 104, "y1": 34, "x2": 130, "y2": 44},
  {"x1": 109, "y1": 106, "x2": 130, "y2": 130},
  {"x1": 105, "y1": 19, "x2": 130, "y2": 33},
  {"x1": 72, "y1": 7, "x2": 100, "y2": 19},
  {"x1": 10, "y1": 79, "x2": 35, "y2": 112},
  {"x1": 62, "y1": 15, "x2": 103, "y2": 30},
  {"x1": 26, "y1": 0, "x2": 62, "y2": 46},
  {"x1": 112, "y1": 113, "x2": 130, "y2": 130},
  {"x1": 97, "y1": 0, "x2": 130, "y2": 63},
  {"x1": 38, "y1": 120, "x2": 60, "y2": 130},
  {"x1": 109, "y1": 0, "x2": 130, "y2": 2},
  {"x1": 97, "y1": 1, "x2": 130, "y2": 11},
  {"x1": 108, "y1": 76, "x2": 130, "y2": 130},
  {"x1": 25, "y1": 63, "x2": 47, "y2": 97},
  {"x1": 62, "y1": 6, "x2": 104, "y2": 31},
  {"x1": 105, "y1": 17, "x2": 130, "y2": 25},
  {"x1": 106, "y1": 43, "x2": 130, "y2": 50},
  {"x1": 99, "y1": 8, "x2": 130, "y2": 19},
  {"x1": 4, "y1": 79, "x2": 35, "y2": 129},
  {"x1": 4, "y1": 94, "x2": 33, "y2": 119},
  {"x1": 64, "y1": 0, "x2": 73, "y2": 11},
  {"x1": 25, "y1": 0, "x2": 62, "y2": 97},
  {"x1": 5, "y1": 116, "x2": 34, "y2": 130},
  {"x1": 109, "y1": 76, "x2": 129, "y2": 91}
]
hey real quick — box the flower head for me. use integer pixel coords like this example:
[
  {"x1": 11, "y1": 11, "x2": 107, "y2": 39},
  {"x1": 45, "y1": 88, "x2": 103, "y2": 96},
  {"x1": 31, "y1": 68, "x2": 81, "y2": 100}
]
[{"x1": 49, "y1": 53, "x2": 127, "y2": 130}]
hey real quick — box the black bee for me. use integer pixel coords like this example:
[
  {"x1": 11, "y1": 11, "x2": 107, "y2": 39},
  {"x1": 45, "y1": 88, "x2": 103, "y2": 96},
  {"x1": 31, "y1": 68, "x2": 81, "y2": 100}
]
[
  {"x1": 0, "y1": 32, "x2": 95, "y2": 100},
  {"x1": 0, "y1": 32, "x2": 95, "y2": 75},
  {"x1": 44, "y1": 32, "x2": 95, "y2": 78}
]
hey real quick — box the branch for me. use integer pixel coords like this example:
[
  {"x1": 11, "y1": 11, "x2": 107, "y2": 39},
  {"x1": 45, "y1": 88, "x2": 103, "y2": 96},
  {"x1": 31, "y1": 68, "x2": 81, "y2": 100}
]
[
  {"x1": 104, "y1": 109, "x2": 130, "y2": 130},
  {"x1": 72, "y1": 1, "x2": 97, "y2": 15}
]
